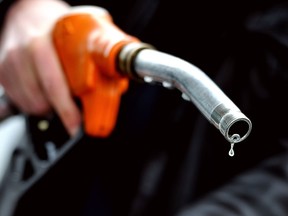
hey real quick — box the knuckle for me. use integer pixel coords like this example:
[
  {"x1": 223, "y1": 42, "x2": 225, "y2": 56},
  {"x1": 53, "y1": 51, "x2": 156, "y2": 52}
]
[{"x1": 30, "y1": 101, "x2": 51, "y2": 116}]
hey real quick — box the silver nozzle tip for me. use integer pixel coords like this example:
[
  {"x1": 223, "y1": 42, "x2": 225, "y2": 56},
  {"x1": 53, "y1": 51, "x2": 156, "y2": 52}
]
[{"x1": 219, "y1": 110, "x2": 252, "y2": 143}]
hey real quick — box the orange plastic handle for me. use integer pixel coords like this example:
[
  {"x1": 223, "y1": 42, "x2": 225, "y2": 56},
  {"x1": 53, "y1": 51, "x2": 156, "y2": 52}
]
[{"x1": 52, "y1": 8, "x2": 138, "y2": 137}]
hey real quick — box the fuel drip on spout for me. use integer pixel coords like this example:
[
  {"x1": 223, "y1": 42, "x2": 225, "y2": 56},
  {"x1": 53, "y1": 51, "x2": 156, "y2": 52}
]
[
  {"x1": 228, "y1": 134, "x2": 240, "y2": 157},
  {"x1": 229, "y1": 143, "x2": 235, "y2": 157}
]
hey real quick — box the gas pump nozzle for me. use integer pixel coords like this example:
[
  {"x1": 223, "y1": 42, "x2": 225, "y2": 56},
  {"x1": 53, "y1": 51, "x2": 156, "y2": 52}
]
[{"x1": 52, "y1": 6, "x2": 252, "y2": 143}]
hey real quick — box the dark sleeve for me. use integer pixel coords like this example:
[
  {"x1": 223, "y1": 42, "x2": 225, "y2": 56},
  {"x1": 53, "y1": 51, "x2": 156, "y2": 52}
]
[
  {"x1": 177, "y1": 153, "x2": 288, "y2": 216},
  {"x1": 0, "y1": 0, "x2": 15, "y2": 30}
]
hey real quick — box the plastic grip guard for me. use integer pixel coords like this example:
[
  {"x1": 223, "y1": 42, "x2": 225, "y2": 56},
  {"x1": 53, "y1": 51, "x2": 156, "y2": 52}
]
[{"x1": 52, "y1": 9, "x2": 138, "y2": 137}]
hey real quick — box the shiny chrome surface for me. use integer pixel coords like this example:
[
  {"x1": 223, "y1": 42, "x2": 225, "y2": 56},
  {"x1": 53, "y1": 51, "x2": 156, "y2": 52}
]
[{"x1": 122, "y1": 45, "x2": 252, "y2": 143}]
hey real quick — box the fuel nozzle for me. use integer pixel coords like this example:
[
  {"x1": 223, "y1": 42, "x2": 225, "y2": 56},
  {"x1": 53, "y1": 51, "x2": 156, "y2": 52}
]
[
  {"x1": 52, "y1": 6, "x2": 252, "y2": 146},
  {"x1": 118, "y1": 42, "x2": 252, "y2": 144}
]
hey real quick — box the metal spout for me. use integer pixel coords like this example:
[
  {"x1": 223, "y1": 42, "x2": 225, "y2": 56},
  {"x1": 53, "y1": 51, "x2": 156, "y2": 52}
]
[{"x1": 118, "y1": 42, "x2": 252, "y2": 143}]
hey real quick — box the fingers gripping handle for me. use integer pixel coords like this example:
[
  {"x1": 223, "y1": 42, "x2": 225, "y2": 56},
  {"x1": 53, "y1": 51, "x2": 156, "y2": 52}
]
[{"x1": 52, "y1": 7, "x2": 138, "y2": 137}]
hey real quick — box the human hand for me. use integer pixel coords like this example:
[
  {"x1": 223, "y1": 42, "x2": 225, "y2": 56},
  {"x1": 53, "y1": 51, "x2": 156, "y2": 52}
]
[{"x1": 0, "y1": 0, "x2": 81, "y2": 136}]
